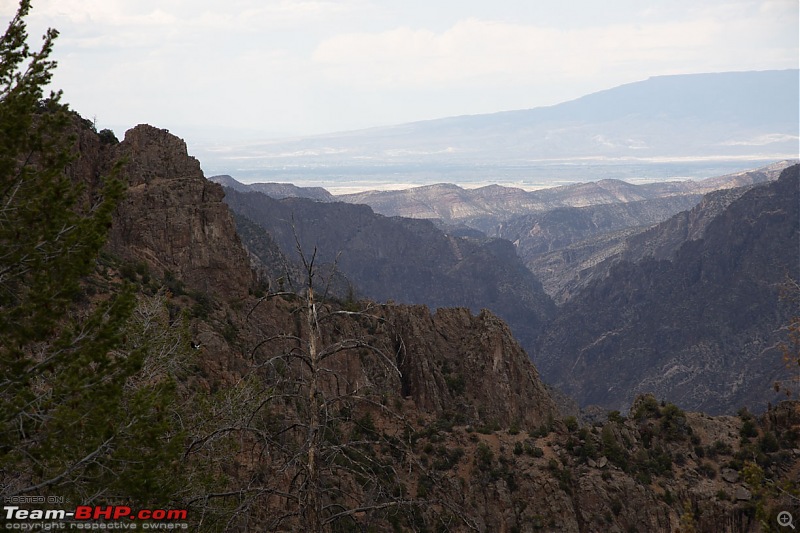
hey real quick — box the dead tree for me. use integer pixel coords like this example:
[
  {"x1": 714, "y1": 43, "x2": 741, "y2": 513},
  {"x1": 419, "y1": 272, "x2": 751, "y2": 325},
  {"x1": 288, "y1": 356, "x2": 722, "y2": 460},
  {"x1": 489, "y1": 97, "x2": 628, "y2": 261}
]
[{"x1": 183, "y1": 233, "x2": 478, "y2": 531}]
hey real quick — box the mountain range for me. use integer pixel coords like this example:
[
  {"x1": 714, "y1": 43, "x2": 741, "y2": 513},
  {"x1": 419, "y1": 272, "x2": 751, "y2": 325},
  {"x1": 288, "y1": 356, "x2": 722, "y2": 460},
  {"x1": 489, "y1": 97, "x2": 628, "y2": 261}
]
[
  {"x1": 334, "y1": 162, "x2": 789, "y2": 223},
  {"x1": 25, "y1": 118, "x2": 797, "y2": 531},
  {"x1": 212, "y1": 160, "x2": 795, "y2": 304},
  {"x1": 215, "y1": 159, "x2": 798, "y2": 416},
  {"x1": 7, "y1": 0, "x2": 799, "y2": 521},
  {"x1": 198, "y1": 69, "x2": 799, "y2": 184}
]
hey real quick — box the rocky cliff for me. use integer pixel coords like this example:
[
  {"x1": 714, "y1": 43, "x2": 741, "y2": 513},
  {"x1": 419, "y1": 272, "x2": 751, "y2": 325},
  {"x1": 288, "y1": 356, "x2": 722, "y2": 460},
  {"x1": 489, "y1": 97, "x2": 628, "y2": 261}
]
[
  {"x1": 332, "y1": 163, "x2": 793, "y2": 305},
  {"x1": 220, "y1": 187, "x2": 557, "y2": 352},
  {"x1": 522, "y1": 184, "x2": 761, "y2": 304},
  {"x1": 105, "y1": 125, "x2": 255, "y2": 299},
  {"x1": 537, "y1": 165, "x2": 800, "y2": 415},
  {"x1": 82, "y1": 124, "x2": 554, "y2": 427},
  {"x1": 384, "y1": 305, "x2": 556, "y2": 429},
  {"x1": 63, "y1": 121, "x2": 798, "y2": 531},
  {"x1": 618, "y1": 186, "x2": 760, "y2": 263},
  {"x1": 489, "y1": 195, "x2": 703, "y2": 302}
]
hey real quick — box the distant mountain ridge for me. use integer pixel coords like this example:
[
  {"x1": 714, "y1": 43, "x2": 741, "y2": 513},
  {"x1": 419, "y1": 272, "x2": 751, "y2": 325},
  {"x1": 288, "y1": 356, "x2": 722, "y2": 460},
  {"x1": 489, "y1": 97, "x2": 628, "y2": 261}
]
[
  {"x1": 217, "y1": 161, "x2": 793, "y2": 224},
  {"x1": 198, "y1": 70, "x2": 799, "y2": 176},
  {"x1": 218, "y1": 161, "x2": 795, "y2": 304},
  {"x1": 337, "y1": 161, "x2": 794, "y2": 223},
  {"x1": 209, "y1": 174, "x2": 336, "y2": 202}
]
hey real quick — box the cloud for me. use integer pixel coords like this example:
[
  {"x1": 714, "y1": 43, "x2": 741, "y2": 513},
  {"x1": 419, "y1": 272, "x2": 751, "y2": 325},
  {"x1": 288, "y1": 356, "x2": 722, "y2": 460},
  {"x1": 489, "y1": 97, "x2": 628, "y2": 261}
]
[
  {"x1": 312, "y1": 9, "x2": 796, "y2": 91},
  {"x1": 24, "y1": 1, "x2": 175, "y2": 27},
  {"x1": 313, "y1": 20, "x2": 550, "y2": 87},
  {"x1": 25, "y1": 0, "x2": 364, "y2": 34},
  {"x1": 4, "y1": 0, "x2": 796, "y2": 138}
]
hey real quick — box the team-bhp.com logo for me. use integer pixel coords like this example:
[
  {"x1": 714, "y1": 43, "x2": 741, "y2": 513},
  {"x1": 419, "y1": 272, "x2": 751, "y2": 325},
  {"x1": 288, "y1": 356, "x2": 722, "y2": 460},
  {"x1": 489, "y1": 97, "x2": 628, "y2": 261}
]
[{"x1": 4, "y1": 505, "x2": 188, "y2": 529}]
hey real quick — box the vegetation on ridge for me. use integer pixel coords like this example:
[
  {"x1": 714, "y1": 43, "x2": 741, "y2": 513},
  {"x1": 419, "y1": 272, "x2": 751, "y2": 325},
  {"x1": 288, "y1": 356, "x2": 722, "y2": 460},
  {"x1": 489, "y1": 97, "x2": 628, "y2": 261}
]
[
  {"x1": 1, "y1": 2, "x2": 798, "y2": 531},
  {"x1": 0, "y1": 0, "x2": 184, "y2": 503}
]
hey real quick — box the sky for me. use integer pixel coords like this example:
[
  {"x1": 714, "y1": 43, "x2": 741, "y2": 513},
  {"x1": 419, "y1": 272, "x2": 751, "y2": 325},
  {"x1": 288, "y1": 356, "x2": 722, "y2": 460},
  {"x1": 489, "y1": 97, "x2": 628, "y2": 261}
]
[{"x1": 3, "y1": 0, "x2": 798, "y2": 145}]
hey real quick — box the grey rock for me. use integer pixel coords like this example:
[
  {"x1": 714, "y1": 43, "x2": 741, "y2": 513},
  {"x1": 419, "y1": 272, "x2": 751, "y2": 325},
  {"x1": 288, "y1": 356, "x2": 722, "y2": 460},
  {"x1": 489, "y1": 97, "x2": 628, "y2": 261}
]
[
  {"x1": 536, "y1": 166, "x2": 800, "y2": 415},
  {"x1": 721, "y1": 468, "x2": 739, "y2": 483}
]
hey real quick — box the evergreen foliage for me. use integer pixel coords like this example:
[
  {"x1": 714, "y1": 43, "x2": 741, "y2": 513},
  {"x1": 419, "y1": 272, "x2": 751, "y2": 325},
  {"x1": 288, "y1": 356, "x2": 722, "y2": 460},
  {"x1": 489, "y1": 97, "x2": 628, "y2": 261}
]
[{"x1": 0, "y1": 1, "x2": 184, "y2": 504}]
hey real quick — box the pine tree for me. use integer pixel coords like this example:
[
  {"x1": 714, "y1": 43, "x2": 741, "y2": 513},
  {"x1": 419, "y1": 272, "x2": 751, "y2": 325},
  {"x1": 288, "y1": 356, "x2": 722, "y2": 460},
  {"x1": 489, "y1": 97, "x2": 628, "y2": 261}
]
[{"x1": 0, "y1": 1, "x2": 183, "y2": 504}]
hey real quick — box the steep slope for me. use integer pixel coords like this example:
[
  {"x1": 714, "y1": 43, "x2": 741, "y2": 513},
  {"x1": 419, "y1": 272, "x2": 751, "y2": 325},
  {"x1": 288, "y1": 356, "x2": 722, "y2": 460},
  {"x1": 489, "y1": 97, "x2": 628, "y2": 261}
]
[
  {"x1": 489, "y1": 195, "x2": 701, "y2": 302},
  {"x1": 95, "y1": 124, "x2": 561, "y2": 429},
  {"x1": 61, "y1": 121, "x2": 798, "y2": 531},
  {"x1": 332, "y1": 162, "x2": 790, "y2": 304},
  {"x1": 484, "y1": 163, "x2": 789, "y2": 302},
  {"x1": 619, "y1": 186, "x2": 768, "y2": 263},
  {"x1": 105, "y1": 125, "x2": 255, "y2": 299},
  {"x1": 515, "y1": 186, "x2": 757, "y2": 303},
  {"x1": 220, "y1": 188, "x2": 556, "y2": 351},
  {"x1": 97, "y1": 122, "x2": 562, "y2": 447},
  {"x1": 536, "y1": 165, "x2": 800, "y2": 414}
]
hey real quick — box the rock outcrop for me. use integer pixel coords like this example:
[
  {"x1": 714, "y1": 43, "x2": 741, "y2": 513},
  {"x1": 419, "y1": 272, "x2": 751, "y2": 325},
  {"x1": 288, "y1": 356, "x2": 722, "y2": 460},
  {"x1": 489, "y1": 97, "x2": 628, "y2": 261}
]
[
  {"x1": 385, "y1": 305, "x2": 558, "y2": 429},
  {"x1": 64, "y1": 120, "x2": 798, "y2": 532},
  {"x1": 106, "y1": 125, "x2": 255, "y2": 299},
  {"x1": 84, "y1": 122, "x2": 559, "y2": 433}
]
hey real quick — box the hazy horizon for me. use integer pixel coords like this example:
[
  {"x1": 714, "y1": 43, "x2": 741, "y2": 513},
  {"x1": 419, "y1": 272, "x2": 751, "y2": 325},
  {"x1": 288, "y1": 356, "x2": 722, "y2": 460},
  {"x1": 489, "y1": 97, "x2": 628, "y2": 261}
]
[
  {"x1": 213, "y1": 158, "x2": 796, "y2": 195},
  {"x1": 10, "y1": 0, "x2": 798, "y2": 146}
]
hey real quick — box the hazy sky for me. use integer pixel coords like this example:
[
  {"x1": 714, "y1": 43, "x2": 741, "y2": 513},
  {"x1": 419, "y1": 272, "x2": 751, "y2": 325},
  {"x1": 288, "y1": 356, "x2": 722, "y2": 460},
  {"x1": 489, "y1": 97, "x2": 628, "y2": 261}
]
[{"x1": 5, "y1": 0, "x2": 798, "y2": 143}]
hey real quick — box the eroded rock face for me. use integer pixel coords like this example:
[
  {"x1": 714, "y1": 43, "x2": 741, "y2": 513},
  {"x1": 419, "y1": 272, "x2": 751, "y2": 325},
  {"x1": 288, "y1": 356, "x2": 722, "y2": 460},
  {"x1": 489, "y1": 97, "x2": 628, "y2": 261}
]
[
  {"x1": 385, "y1": 305, "x2": 558, "y2": 429},
  {"x1": 537, "y1": 166, "x2": 800, "y2": 414},
  {"x1": 221, "y1": 187, "x2": 556, "y2": 353},
  {"x1": 106, "y1": 125, "x2": 254, "y2": 299},
  {"x1": 65, "y1": 118, "x2": 799, "y2": 532},
  {"x1": 112, "y1": 125, "x2": 203, "y2": 187},
  {"x1": 84, "y1": 123, "x2": 556, "y2": 431}
]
